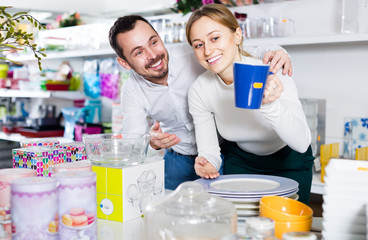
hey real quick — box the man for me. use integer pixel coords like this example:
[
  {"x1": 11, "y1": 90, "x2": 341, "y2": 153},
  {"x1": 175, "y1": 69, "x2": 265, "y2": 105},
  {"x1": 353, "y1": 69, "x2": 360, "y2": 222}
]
[{"x1": 109, "y1": 15, "x2": 292, "y2": 190}]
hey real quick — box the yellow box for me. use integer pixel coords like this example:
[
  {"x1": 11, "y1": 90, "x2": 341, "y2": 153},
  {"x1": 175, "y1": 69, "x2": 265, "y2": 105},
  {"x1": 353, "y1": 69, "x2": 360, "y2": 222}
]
[{"x1": 93, "y1": 158, "x2": 164, "y2": 222}]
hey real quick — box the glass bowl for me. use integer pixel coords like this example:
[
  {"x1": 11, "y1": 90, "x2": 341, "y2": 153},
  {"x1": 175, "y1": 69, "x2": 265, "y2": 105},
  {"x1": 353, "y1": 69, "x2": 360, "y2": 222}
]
[{"x1": 83, "y1": 133, "x2": 150, "y2": 167}]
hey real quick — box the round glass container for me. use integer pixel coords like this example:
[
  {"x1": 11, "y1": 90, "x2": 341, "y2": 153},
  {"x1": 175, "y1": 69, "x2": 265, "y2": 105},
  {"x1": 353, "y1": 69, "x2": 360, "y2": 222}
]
[
  {"x1": 11, "y1": 177, "x2": 58, "y2": 239},
  {"x1": 245, "y1": 217, "x2": 275, "y2": 238},
  {"x1": 144, "y1": 182, "x2": 237, "y2": 240},
  {"x1": 83, "y1": 133, "x2": 150, "y2": 167}
]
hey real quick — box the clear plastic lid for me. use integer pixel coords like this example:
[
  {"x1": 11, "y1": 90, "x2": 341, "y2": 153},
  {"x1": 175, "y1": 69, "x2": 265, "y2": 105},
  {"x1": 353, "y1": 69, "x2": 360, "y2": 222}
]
[{"x1": 144, "y1": 182, "x2": 237, "y2": 239}]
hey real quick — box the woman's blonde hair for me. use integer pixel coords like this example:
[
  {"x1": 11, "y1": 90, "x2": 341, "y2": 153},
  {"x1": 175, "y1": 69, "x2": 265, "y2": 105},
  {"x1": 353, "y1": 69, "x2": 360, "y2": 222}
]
[{"x1": 185, "y1": 3, "x2": 251, "y2": 57}]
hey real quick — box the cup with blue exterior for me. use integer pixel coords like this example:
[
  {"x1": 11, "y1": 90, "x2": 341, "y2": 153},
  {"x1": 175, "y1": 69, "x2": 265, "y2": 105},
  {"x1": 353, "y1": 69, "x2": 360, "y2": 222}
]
[{"x1": 233, "y1": 62, "x2": 270, "y2": 109}]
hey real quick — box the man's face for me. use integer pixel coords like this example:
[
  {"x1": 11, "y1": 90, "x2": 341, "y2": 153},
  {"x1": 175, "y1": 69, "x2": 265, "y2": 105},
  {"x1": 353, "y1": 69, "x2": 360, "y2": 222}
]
[{"x1": 116, "y1": 20, "x2": 169, "y2": 85}]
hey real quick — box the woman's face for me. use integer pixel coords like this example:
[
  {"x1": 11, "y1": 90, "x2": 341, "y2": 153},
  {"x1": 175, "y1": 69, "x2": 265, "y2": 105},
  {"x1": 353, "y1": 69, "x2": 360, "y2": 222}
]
[{"x1": 189, "y1": 16, "x2": 242, "y2": 81}]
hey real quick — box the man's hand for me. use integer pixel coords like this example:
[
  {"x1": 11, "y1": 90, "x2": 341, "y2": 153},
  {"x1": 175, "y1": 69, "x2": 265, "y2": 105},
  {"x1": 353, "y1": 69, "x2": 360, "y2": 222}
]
[
  {"x1": 149, "y1": 121, "x2": 181, "y2": 150},
  {"x1": 262, "y1": 74, "x2": 284, "y2": 104},
  {"x1": 263, "y1": 49, "x2": 293, "y2": 76},
  {"x1": 194, "y1": 156, "x2": 220, "y2": 179}
]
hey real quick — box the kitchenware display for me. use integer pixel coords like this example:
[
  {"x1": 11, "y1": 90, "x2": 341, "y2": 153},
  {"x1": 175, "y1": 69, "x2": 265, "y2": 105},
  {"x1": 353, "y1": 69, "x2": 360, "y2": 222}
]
[
  {"x1": 233, "y1": 63, "x2": 270, "y2": 109},
  {"x1": 143, "y1": 181, "x2": 237, "y2": 240},
  {"x1": 322, "y1": 159, "x2": 368, "y2": 240},
  {"x1": 11, "y1": 177, "x2": 59, "y2": 240},
  {"x1": 195, "y1": 174, "x2": 299, "y2": 219},
  {"x1": 83, "y1": 133, "x2": 150, "y2": 167},
  {"x1": 259, "y1": 196, "x2": 313, "y2": 239}
]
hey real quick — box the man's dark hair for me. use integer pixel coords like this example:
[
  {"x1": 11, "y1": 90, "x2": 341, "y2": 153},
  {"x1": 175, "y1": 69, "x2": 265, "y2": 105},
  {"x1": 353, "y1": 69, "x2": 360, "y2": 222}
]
[{"x1": 109, "y1": 15, "x2": 155, "y2": 61}]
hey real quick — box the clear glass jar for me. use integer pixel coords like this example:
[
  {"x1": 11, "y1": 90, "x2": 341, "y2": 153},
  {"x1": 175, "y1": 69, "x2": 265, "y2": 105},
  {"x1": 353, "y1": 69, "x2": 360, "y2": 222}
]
[
  {"x1": 143, "y1": 182, "x2": 238, "y2": 240},
  {"x1": 245, "y1": 217, "x2": 275, "y2": 239}
]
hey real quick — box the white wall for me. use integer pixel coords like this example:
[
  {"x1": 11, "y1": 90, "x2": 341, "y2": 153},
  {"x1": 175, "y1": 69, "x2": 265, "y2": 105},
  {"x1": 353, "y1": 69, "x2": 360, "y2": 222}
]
[
  {"x1": 154, "y1": 0, "x2": 368, "y2": 151},
  {"x1": 232, "y1": 0, "x2": 368, "y2": 151}
]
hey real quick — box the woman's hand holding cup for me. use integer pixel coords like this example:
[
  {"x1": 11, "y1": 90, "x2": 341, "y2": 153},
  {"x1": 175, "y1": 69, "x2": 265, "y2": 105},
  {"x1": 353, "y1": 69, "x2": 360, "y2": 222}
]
[{"x1": 262, "y1": 74, "x2": 284, "y2": 104}]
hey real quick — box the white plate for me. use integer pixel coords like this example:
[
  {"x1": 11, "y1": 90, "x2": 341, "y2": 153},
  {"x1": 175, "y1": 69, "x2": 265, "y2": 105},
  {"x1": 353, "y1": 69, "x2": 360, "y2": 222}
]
[
  {"x1": 195, "y1": 174, "x2": 298, "y2": 196},
  {"x1": 210, "y1": 188, "x2": 298, "y2": 199},
  {"x1": 237, "y1": 209, "x2": 259, "y2": 215},
  {"x1": 234, "y1": 203, "x2": 259, "y2": 210}
]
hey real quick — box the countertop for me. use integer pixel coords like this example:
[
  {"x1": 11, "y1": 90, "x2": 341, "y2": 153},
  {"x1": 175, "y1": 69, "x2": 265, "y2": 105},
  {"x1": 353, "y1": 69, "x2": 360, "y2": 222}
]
[{"x1": 97, "y1": 217, "x2": 323, "y2": 240}]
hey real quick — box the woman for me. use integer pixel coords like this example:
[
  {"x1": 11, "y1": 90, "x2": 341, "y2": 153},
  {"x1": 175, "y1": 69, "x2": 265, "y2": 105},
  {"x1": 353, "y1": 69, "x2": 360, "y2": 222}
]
[{"x1": 185, "y1": 4, "x2": 314, "y2": 204}]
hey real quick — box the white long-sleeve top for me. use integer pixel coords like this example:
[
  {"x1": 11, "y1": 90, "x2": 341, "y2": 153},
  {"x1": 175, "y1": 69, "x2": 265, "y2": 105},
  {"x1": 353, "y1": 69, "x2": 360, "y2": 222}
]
[
  {"x1": 121, "y1": 44, "x2": 284, "y2": 155},
  {"x1": 188, "y1": 56, "x2": 311, "y2": 171}
]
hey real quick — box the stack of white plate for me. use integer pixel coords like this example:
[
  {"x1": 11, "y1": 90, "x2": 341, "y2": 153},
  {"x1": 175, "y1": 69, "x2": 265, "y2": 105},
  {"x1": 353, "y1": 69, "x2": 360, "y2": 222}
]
[
  {"x1": 322, "y1": 159, "x2": 368, "y2": 240},
  {"x1": 195, "y1": 174, "x2": 299, "y2": 221}
]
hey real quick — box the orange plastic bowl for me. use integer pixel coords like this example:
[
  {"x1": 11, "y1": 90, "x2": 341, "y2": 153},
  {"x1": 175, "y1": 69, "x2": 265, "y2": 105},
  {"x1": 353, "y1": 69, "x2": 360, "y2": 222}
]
[
  {"x1": 259, "y1": 196, "x2": 313, "y2": 222},
  {"x1": 274, "y1": 218, "x2": 313, "y2": 239}
]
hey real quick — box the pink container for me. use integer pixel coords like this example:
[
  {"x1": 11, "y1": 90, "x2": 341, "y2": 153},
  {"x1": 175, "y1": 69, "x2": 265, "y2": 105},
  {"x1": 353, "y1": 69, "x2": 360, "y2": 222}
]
[
  {"x1": 11, "y1": 177, "x2": 58, "y2": 240},
  {"x1": 0, "y1": 168, "x2": 36, "y2": 238},
  {"x1": 54, "y1": 171, "x2": 96, "y2": 240},
  {"x1": 51, "y1": 161, "x2": 92, "y2": 175}
]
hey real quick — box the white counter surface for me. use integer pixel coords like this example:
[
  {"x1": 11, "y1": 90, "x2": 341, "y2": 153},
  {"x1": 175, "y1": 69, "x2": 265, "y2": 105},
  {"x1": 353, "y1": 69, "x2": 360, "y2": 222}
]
[{"x1": 97, "y1": 216, "x2": 323, "y2": 240}]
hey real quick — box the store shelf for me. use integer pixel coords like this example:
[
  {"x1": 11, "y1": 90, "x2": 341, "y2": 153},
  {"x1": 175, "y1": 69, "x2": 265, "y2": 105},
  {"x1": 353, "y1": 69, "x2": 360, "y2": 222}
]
[
  {"x1": 0, "y1": 132, "x2": 73, "y2": 143},
  {"x1": 7, "y1": 47, "x2": 116, "y2": 62},
  {"x1": 245, "y1": 33, "x2": 368, "y2": 47},
  {"x1": 0, "y1": 132, "x2": 24, "y2": 142},
  {"x1": 7, "y1": 33, "x2": 368, "y2": 62},
  {"x1": 0, "y1": 89, "x2": 84, "y2": 99}
]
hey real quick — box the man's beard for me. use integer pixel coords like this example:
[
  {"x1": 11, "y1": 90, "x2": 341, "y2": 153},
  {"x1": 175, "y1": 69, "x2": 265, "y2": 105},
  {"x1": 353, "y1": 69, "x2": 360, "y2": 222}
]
[{"x1": 132, "y1": 53, "x2": 169, "y2": 81}]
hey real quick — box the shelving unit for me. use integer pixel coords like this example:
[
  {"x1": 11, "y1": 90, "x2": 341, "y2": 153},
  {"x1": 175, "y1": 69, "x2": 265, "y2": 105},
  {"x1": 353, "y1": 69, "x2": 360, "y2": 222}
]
[
  {"x1": 0, "y1": 89, "x2": 85, "y2": 99},
  {"x1": 7, "y1": 33, "x2": 368, "y2": 62},
  {"x1": 244, "y1": 33, "x2": 368, "y2": 47}
]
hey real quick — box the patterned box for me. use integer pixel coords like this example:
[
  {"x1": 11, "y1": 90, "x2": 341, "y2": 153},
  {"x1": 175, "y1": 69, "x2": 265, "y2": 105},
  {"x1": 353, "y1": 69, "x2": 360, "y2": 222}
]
[
  {"x1": 12, "y1": 147, "x2": 61, "y2": 177},
  {"x1": 343, "y1": 117, "x2": 368, "y2": 159},
  {"x1": 92, "y1": 157, "x2": 164, "y2": 223},
  {"x1": 20, "y1": 137, "x2": 60, "y2": 148},
  {"x1": 55, "y1": 141, "x2": 87, "y2": 163}
]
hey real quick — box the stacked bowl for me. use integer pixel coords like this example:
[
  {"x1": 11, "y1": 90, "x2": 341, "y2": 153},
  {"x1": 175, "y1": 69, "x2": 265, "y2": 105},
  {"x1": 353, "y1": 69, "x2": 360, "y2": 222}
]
[{"x1": 259, "y1": 196, "x2": 313, "y2": 239}]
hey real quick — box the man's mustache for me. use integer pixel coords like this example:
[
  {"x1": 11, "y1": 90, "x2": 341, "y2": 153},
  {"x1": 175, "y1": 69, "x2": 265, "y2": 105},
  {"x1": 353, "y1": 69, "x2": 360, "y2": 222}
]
[{"x1": 146, "y1": 54, "x2": 165, "y2": 68}]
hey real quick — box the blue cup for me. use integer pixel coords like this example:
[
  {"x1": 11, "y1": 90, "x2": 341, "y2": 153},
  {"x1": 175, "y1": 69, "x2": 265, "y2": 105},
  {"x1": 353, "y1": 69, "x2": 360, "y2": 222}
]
[{"x1": 233, "y1": 62, "x2": 270, "y2": 109}]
